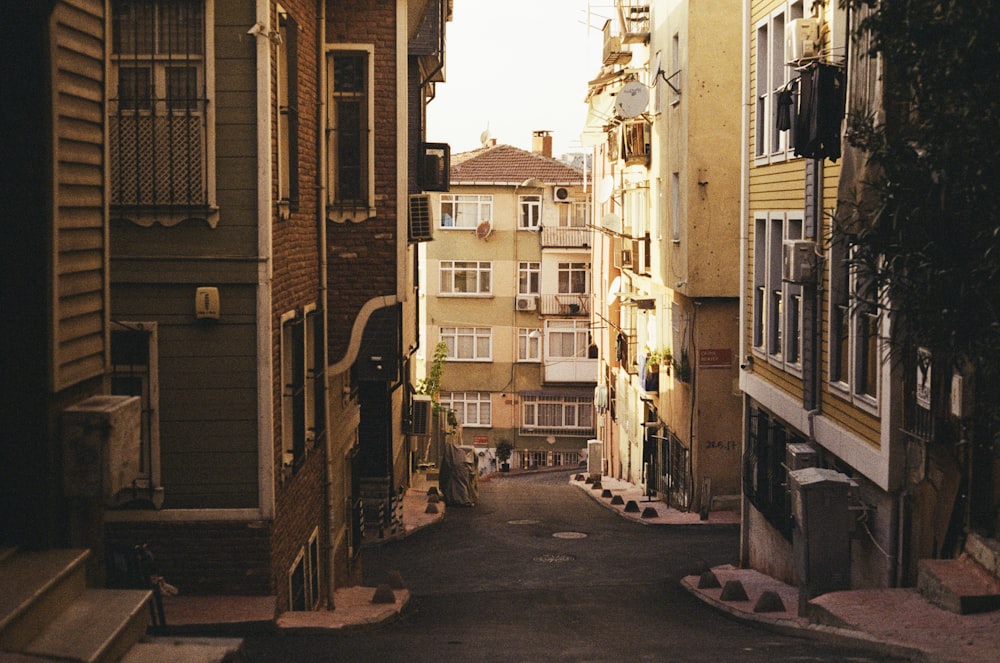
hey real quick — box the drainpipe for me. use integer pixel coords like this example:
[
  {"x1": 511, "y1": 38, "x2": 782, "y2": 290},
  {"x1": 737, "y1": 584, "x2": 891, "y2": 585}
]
[
  {"x1": 251, "y1": 0, "x2": 275, "y2": 521},
  {"x1": 738, "y1": 0, "x2": 751, "y2": 569}
]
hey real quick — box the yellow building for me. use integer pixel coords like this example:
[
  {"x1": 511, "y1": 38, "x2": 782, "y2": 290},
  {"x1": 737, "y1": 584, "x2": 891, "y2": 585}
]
[
  {"x1": 585, "y1": 0, "x2": 743, "y2": 515},
  {"x1": 421, "y1": 133, "x2": 596, "y2": 470}
]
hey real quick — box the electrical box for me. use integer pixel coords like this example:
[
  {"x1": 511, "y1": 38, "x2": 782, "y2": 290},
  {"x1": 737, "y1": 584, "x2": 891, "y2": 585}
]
[
  {"x1": 788, "y1": 467, "x2": 853, "y2": 599},
  {"x1": 62, "y1": 395, "x2": 142, "y2": 503},
  {"x1": 587, "y1": 439, "x2": 604, "y2": 478},
  {"x1": 783, "y1": 240, "x2": 817, "y2": 284},
  {"x1": 195, "y1": 286, "x2": 220, "y2": 319},
  {"x1": 786, "y1": 442, "x2": 819, "y2": 471},
  {"x1": 786, "y1": 17, "x2": 821, "y2": 62}
]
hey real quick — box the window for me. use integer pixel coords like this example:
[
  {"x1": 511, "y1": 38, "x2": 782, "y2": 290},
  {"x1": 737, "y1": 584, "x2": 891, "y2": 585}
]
[
  {"x1": 288, "y1": 529, "x2": 321, "y2": 611},
  {"x1": 440, "y1": 326, "x2": 492, "y2": 361},
  {"x1": 670, "y1": 33, "x2": 681, "y2": 104},
  {"x1": 518, "y1": 328, "x2": 541, "y2": 362},
  {"x1": 829, "y1": 236, "x2": 880, "y2": 404},
  {"x1": 327, "y1": 49, "x2": 373, "y2": 220},
  {"x1": 110, "y1": 322, "x2": 160, "y2": 486},
  {"x1": 440, "y1": 194, "x2": 493, "y2": 229},
  {"x1": 305, "y1": 308, "x2": 326, "y2": 447},
  {"x1": 558, "y1": 262, "x2": 590, "y2": 294},
  {"x1": 546, "y1": 320, "x2": 590, "y2": 359},
  {"x1": 671, "y1": 172, "x2": 680, "y2": 241},
  {"x1": 743, "y1": 406, "x2": 796, "y2": 541},
  {"x1": 110, "y1": 0, "x2": 213, "y2": 223},
  {"x1": 752, "y1": 212, "x2": 804, "y2": 372},
  {"x1": 522, "y1": 394, "x2": 594, "y2": 431},
  {"x1": 519, "y1": 194, "x2": 541, "y2": 230},
  {"x1": 572, "y1": 202, "x2": 590, "y2": 228},
  {"x1": 518, "y1": 262, "x2": 540, "y2": 295},
  {"x1": 439, "y1": 391, "x2": 491, "y2": 427},
  {"x1": 754, "y1": 2, "x2": 803, "y2": 162},
  {"x1": 281, "y1": 312, "x2": 306, "y2": 467},
  {"x1": 277, "y1": 10, "x2": 299, "y2": 215},
  {"x1": 439, "y1": 261, "x2": 492, "y2": 295}
]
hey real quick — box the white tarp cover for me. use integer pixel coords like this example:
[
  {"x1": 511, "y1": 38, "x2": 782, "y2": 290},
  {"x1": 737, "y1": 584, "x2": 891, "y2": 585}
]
[{"x1": 440, "y1": 443, "x2": 478, "y2": 507}]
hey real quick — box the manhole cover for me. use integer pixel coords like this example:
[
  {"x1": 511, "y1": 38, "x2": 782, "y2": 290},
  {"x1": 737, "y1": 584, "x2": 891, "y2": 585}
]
[
  {"x1": 552, "y1": 531, "x2": 587, "y2": 539},
  {"x1": 533, "y1": 553, "x2": 576, "y2": 563},
  {"x1": 508, "y1": 519, "x2": 540, "y2": 525}
]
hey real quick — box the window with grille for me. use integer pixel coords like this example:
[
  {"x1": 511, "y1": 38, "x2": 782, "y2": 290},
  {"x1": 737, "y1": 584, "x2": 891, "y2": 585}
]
[
  {"x1": 327, "y1": 49, "x2": 373, "y2": 221},
  {"x1": 110, "y1": 0, "x2": 211, "y2": 218}
]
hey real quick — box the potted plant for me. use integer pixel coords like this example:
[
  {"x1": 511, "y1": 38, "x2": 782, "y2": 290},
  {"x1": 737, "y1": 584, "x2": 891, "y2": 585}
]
[
  {"x1": 495, "y1": 439, "x2": 513, "y2": 472},
  {"x1": 673, "y1": 348, "x2": 692, "y2": 383}
]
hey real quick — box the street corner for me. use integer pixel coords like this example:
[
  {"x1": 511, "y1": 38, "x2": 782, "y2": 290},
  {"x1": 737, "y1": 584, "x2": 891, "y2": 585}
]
[
  {"x1": 276, "y1": 586, "x2": 411, "y2": 633},
  {"x1": 570, "y1": 474, "x2": 740, "y2": 527}
]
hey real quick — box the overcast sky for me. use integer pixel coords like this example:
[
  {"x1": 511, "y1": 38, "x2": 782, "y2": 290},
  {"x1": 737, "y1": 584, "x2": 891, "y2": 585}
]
[{"x1": 426, "y1": 1, "x2": 609, "y2": 159}]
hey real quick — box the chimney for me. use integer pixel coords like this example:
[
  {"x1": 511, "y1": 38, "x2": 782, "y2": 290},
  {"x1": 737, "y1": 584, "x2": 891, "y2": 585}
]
[{"x1": 532, "y1": 130, "x2": 552, "y2": 158}]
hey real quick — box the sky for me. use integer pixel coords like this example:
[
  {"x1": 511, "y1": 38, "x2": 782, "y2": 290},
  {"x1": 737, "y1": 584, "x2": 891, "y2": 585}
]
[{"x1": 426, "y1": 1, "x2": 609, "y2": 160}]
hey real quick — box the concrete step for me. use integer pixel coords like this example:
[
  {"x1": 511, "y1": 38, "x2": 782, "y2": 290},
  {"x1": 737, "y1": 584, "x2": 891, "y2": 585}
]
[
  {"x1": 121, "y1": 637, "x2": 247, "y2": 663},
  {"x1": 0, "y1": 548, "x2": 90, "y2": 650},
  {"x1": 918, "y1": 555, "x2": 1000, "y2": 614},
  {"x1": 23, "y1": 588, "x2": 152, "y2": 663}
]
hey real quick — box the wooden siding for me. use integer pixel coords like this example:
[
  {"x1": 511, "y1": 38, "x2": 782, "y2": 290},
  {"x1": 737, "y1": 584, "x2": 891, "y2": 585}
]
[{"x1": 51, "y1": 0, "x2": 107, "y2": 391}]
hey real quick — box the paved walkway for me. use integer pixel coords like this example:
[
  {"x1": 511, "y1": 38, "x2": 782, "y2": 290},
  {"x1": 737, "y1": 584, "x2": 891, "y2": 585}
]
[{"x1": 163, "y1": 471, "x2": 1000, "y2": 662}]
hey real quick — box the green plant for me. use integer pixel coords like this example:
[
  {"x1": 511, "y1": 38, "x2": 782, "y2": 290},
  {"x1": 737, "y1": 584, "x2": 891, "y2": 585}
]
[
  {"x1": 415, "y1": 341, "x2": 448, "y2": 397},
  {"x1": 495, "y1": 439, "x2": 513, "y2": 464},
  {"x1": 673, "y1": 348, "x2": 691, "y2": 382}
]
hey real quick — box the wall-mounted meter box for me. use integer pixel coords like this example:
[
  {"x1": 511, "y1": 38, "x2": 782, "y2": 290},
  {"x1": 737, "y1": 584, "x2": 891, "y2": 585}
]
[{"x1": 195, "y1": 286, "x2": 220, "y2": 320}]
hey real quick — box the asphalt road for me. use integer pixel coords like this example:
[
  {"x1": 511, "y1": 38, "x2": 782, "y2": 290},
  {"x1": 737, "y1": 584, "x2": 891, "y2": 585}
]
[{"x1": 243, "y1": 470, "x2": 908, "y2": 662}]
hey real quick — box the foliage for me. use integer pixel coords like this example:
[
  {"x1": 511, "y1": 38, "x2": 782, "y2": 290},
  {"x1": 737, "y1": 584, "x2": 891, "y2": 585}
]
[
  {"x1": 415, "y1": 341, "x2": 448, "y2": 398},
  {"x1": 495, "y1": 439, "x2": 513, "y2": 463},
  {"x1": 646, "y1": 347, "x2": 672, "y2": 367},
  {"x1": 843, "y1": 0, "x2": 1000, "y2": 404},
  {"x1": 672, "y1": 349, "x2": 691, "y2": 383}
]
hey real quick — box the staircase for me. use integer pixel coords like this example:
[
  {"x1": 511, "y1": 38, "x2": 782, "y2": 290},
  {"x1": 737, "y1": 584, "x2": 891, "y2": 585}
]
[
  {"x1": 0, "y1": 547, "x2": 151, "y2": 662},
  {"x1": 918, "y1": 532, "x2": 1000, "y2": 614}
]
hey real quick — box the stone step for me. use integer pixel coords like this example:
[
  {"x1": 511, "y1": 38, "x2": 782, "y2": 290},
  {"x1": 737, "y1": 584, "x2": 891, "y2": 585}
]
[
  {"x1": 918, "y1": 555, "x2": 1000, "y2": 615},
  {"x1": 0, "y1": 548, "x2": 90, "y2": 650},
  {"x1": 23, "y1": 588, "x2": 152, "y2": 663},
  {"x1": 121, "y1": 637, "x2": 247, "y2": 663}
]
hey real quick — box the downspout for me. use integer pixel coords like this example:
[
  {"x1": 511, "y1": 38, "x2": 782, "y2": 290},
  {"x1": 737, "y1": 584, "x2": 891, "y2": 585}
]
[
  {"x1": 317, "y1": 0, "x2": 337, "y2": 608},
  {"x1": 251, "y1": 0, "x2": 275, "y2": 520},
  {"x1": 738, "y1": 0, "x2": 751, "y2": 569}
]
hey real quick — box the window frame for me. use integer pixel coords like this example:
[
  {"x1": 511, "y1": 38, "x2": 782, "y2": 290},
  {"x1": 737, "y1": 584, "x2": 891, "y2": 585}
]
[
  {"x1": 439, "y1": 260, "x2": 493, "y2": 296},
  {"x1": 518, "y1": 328, "x2": 542, "y2": 362},
  {"x1": 439, "y1": 391, "x2": 492, "y2": 427},
  {"x1": 754, "y1": 1, "x2": 804, "y2": 165},
  {"x1": 326, "y1": 46, "x2": 375, "y2": 222},
  {"x1": 521, "y1": 394, "x2": 594, "y2": 432},
  {"x1": 557, "y1": 262, "x2": 591, "y2": 295},
  {"x1": 518, "y1": 194, "x2": 541, "y2": 230},
  {"x1": 109, "y1": 0, "x2": 217, "y2": 226},
  {"x1": 276, "y1": 9, "x2": 299, "y2": 216},
  {"x1": 440, "y1": 326, "x2": 492, "y2": 362},
  {"x1": 439, "y1": 193, "x2": 493, "y2": 229},
  {"x1": 518, "y1": 261, "x2": 540, "y2": 295}
]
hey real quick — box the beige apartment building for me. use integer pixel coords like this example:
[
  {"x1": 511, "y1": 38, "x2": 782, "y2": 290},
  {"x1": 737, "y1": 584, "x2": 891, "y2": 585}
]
[
  {"x1": 421, "y1": 133, "x2": 596, "y2": 471},
  {"x1": 584, "y1": 0, "x2": 743, "y2": 515}
]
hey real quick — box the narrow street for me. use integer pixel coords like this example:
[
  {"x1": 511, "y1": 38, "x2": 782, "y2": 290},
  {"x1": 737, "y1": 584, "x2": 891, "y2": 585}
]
[{"x1": 243, "y1": 470, "x2": 906, "y2": 662}]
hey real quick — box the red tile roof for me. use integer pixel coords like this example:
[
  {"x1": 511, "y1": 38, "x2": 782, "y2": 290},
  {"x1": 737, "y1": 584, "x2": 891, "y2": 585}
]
[{"x1": 450, "y1": 143, "x2": 583, "y2": 186}]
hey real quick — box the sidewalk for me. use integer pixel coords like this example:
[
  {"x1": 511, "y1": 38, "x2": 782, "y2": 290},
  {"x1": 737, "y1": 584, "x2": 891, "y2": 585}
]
[{"x1": 573, "y1": 474, "x2": 1000, "y2": 663}]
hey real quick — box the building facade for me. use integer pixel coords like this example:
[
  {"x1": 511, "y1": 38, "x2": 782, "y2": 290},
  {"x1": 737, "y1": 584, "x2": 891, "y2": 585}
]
[
  {"x1": 584, "y1": 0, "x2": 743, "y2": 515},
  {"x1": 422, "y1": 134, "x2": 596, "y2": 471}
]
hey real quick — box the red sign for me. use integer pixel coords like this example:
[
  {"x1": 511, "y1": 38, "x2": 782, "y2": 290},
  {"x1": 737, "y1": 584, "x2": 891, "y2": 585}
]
[
  {"x1": 698, "y1": 348, "x2": 732, "y2": 368},
  {"x1": 473, "y1": 435, "x2": 489, "y2": 447}
]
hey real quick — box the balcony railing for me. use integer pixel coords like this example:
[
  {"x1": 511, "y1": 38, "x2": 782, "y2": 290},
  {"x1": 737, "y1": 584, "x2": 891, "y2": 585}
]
[
  {"x1": 539, "y1": 294, "x2": 590, "y2": 316},
  {"x1": 540, "y1": 226, "x2": 591, "y2": 248},
  {"x1": 617, "y1": 0, "x2": 650, "y2": 43}
]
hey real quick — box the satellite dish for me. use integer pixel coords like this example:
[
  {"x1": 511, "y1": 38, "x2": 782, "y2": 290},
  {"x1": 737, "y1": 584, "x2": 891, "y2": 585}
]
[
  {"x1": 480, "y1": 122, "x2": 491, "y2": 146},
  {"x1": 615, "y1": 80, "x2": 650, "y2": 119},
  {"x1": 608, "y1": 275, "x2": 622, "y2": 304},
  {"x1": 651, "y1": 52, "x2": 663, "y2": 81},
  {"x1": 598, "y1": 176, "x2": 615, "y2": 203},
  {"x1": 475, "y1": 220, "x2": 493, "y2": 240}
]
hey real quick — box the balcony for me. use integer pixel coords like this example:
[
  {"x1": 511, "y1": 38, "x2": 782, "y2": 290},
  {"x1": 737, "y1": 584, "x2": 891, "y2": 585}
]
[
  {"x1": 543, "y1": 356, "x2": 598, "y2": 384},
  {"x1": 539, "y1": 294, "x2": 591, "y2": 316},
  {"x1": 540, "y1": 226, "x2": 591, "y2": 248},
  {"x1": 617, "y1": 0, "x2": 650, "y2": 44}
]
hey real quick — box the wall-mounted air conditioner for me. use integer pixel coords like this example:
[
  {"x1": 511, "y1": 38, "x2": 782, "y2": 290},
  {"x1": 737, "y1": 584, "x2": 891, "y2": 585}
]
[
  {"x1": 783, "y1": 240, "x2": 817, "y2": 283},
  {"x1": 411, "y1": 395, "x2": 432, "y2": 436},
  {"x1": 786, "y1": 17, "x2": 821, "y2": 63},
  {"x1": 515, "y1": 295, "x2": 538, "y2": 311},
  {"x1": 553, "y1": 187, "x2": 573, "y2": 203}
]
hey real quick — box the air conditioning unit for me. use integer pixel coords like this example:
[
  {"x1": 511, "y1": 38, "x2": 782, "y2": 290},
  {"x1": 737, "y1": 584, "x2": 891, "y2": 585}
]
[
  {"x1": 783, "y1": 240, "x2": 816, "y2": 283},
  {"x1": 515, "y1": 295, "x2": 538, "y2": 311},
  {"x1": 553, "y1": 186, "x2": 573, "y2": 203},
  {"x1": 786, "y1": 17, "x2": 821, "y2": 62},
  {"x1": 408, "y1": 194, "x2": 435, "y2": 242},
  {"x1": 411, "y1": 395, "x2": 432, "y2": 436}
]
